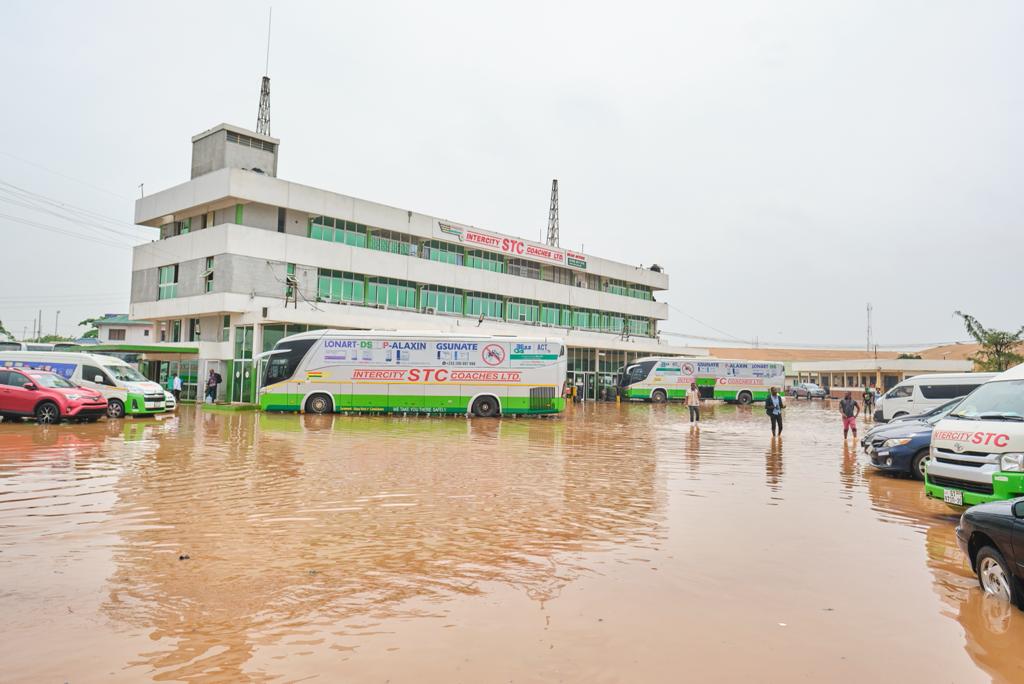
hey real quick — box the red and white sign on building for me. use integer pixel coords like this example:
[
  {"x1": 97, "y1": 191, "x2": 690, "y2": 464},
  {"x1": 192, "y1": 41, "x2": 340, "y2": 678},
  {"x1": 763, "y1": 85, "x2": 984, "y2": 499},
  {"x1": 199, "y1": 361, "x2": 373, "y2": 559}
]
[{"x1": 436, "y1": 221, "x2": 588, "y2": 271}]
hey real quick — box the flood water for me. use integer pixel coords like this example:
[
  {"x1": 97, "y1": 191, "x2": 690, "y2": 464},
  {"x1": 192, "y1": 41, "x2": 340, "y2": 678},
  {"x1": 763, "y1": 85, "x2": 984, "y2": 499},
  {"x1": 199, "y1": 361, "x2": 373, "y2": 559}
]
[{"x1": 2, "y1": 401, "x2": 1023, "y2": 683}]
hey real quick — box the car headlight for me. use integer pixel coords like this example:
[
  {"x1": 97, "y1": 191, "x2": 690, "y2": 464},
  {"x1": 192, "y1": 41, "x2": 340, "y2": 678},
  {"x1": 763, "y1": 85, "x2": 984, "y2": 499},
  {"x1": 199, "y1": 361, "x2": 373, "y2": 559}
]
[
  {"x1": 999, "y1": 453, "x2": 1024, "y2": 472},
  {"x1": 67, "y1": 394, "x2": 83, "y2": 400},
  {"x1": 883, "y1": 437, "x2": 912, "y2": 448}
]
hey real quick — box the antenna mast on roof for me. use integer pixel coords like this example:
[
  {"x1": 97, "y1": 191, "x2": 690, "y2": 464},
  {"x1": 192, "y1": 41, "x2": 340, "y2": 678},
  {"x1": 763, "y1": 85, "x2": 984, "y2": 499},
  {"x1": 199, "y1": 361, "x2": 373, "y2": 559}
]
[
  {"x1": 256, "y1": 7, "x2": 273, "y2": 135},
  {"x1": 866, "y1": 302, "x2": 873, "y2": 353},
  {"x1": 546, "y1": 179, "x2": 559, "y2": 247}
]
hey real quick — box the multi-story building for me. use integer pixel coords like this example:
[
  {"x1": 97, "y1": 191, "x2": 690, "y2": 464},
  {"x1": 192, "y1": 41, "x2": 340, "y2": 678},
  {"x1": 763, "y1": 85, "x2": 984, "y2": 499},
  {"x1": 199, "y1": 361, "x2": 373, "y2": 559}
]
[{"x1": 130, "y1": 123, "x2": 703, "y2": 403}]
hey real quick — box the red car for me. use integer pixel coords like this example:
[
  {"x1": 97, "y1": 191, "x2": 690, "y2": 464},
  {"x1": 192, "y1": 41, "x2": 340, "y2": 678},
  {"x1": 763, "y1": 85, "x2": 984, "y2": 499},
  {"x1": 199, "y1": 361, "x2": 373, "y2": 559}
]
[{"x1": 0, "y1": 368, "x2": 108, "y2": 424}]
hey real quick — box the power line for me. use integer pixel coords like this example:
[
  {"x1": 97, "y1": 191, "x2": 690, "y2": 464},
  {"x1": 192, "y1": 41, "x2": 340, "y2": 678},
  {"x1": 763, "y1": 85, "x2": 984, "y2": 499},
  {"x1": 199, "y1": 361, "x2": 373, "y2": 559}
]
[
  {"x1": 665, "y1": 303, "x2": 744, "y2": 342},
  {"x1": 0, "y1": 211, "x2": 129, "y2": 249},
  {"x1": 0, "y1": 150, "x2": 133, "y2": 200}
]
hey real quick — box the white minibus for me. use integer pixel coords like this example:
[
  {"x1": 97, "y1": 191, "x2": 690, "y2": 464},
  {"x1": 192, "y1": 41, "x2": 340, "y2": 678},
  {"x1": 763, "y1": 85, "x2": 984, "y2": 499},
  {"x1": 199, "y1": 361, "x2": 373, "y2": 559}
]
[
  {"x1": 874, "y1": 372, "x2": 996, "y2": 422},
  {"x1": 0, "y1": 352, "x2": 167, "y2": 418}
]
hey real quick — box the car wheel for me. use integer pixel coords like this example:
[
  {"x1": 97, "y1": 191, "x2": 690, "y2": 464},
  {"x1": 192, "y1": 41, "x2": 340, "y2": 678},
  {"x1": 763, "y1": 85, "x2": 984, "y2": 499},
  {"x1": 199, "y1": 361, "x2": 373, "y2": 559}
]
[
  {"x1": 737, "y1": 391, "x2": 752, "y2": 405},
  {"x1": 651, "y1": 389, "x2": 667, "y2": 403},
  {"x1": 106, "y1": 399, "x2": 125, "y2": 419},
  {"x1": 976, "y1": 546, "x2": 1020, "y2": 606},
  {"x1": 911, "y1": 449, "x2": 929, "y2": 481},
  {"x1": 893, "y1": 412, "x2": 908, "y2": 419},
  {"x1": 304, "y1": 393, "x2": 333, "y2": 414},
  {"x1": 35, "y1": 401, "x2": 61, "y2": 425},
  {"x1": 471, "y1": 395, "x2": 499, "y2": 417}
]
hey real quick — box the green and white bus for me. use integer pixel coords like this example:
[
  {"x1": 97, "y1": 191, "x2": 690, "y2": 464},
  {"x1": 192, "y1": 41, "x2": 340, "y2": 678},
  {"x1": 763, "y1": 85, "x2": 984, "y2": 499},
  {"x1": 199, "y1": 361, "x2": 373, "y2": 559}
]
[
  {"x1": 618, "y1": 357, "x2": 786, "y2": 405},
  {"x1": 258, "y1": 330, "x2": 567, "y2": 417}
]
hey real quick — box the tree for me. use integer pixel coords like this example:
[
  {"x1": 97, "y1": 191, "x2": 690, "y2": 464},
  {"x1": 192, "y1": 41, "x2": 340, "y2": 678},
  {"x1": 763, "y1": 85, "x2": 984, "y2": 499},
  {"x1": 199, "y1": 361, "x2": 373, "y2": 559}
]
[
  {"x1": 896, "y1": 353, "x2": 922, "y2": 360},
  {"x1": 955, "y1": 311, "x2": 1024, "y2": 372},
  {"x1": 78, "y1": 315, "x2": 102, "y2": 340},
  {"x1": 0, "y1": 319, "x2": 12, "y2": 340}
]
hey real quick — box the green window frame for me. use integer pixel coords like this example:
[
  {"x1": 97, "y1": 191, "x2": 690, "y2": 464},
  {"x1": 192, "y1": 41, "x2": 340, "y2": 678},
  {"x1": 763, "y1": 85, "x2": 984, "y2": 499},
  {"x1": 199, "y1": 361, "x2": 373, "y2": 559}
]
[
  {"x1": 234, "y1": 204, "x2": 244, "y2": 224},
  {"x1": 420, "y1": 287, "x2": 463, "y2": 315},
  {"x1": 157, "y1": 265, "x2": 178, "y2": 300},
  {"x1": 204, "y1": 256, "x2": 214, "y2": 293},
  {"x1": 368, "y1": 230, "x2": 416, "y2": 256},
  {"x1": 317, "y1": 269, "x2": 365, "y2": 304},
  {"x1": 366, "y1": 278, "x2": 417, "y2": 309},
  {"x1": 422, "y1": 240, "x2": 464, "y2": 266},
  {"x1": 222, "y1": 315, "x2": 230, "y2": 342},
  {"x1": 540, "y1": 305, "x2": 561, "y2": 326},
  {"x1": 465, "y1": 250, "x2": 504, "y2": 273},
  {"x1": 285, "y1": 263, "x2": 296, "y2": 298},
  {"x1": 465, "y1": 292, "x2": 503, "y2": 319},
  {"x1": 506, "y1": 298, "x2": 539, "y2": 323},
  {"x1": 309, "y1": 217, "x2": 368, "y2": 248}
]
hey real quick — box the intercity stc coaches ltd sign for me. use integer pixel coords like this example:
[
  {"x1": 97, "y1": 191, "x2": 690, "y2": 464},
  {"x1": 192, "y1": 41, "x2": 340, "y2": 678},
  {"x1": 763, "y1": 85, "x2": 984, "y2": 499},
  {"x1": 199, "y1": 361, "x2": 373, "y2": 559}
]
[{"x1": 437, "y1": 221, "x2": 588, "y2": 270}]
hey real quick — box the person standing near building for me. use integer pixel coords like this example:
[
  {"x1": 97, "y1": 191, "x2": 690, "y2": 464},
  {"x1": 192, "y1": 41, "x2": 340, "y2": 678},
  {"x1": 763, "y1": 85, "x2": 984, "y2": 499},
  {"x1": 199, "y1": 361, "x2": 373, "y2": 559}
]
[
  {"x1": 840, "y1": 391, "x2": 861, "y2": 440},
  {"x1": 687, "y1": 382, "x2": 701, "y2": 423},
  {"x1": 765, "y1": 386, "x2": 784, "y2": 436},
  {"x1": 862, "y1": 385, "x2": 874, "y2": 419},
  {"x1": 172, "y1": 373, "x2": 182, "y2": 403},
  {"x1": 205, "y1": 368, "x2": 222, "y2": 403}
]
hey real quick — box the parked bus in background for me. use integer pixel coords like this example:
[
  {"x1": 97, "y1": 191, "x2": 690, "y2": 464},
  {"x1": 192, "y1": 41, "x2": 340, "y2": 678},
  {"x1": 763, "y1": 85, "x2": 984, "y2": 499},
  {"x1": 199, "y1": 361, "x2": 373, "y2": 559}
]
[
  {"x1": 618, "y1": 357, "x2": 786, "y2": 405},
  {"x1": 0, "y1": 352, "x2": 166, "y2": 418},
  {"x1": 258, "y1": 330, "x2": 567, "y2": 417},
  {"x1": 0, "y1": 342, "x2": 79, "y2": 352}
]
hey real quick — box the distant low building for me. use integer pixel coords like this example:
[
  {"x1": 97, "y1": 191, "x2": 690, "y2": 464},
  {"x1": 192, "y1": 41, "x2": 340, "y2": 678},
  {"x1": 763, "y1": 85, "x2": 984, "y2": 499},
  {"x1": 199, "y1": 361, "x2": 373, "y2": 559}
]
[
  {"x1": 791, "y1": 358, "x2": 974, "y2": 394},
  {"x1": 93, "y1": 314, "x2": 154, "y2": 345}
]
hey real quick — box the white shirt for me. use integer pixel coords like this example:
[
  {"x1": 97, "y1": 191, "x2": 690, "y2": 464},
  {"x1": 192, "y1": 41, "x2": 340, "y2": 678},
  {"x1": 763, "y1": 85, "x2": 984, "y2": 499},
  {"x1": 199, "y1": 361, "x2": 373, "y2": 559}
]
[{"x1": 172, "y1": 376, "x2": 182, "y2": 391}]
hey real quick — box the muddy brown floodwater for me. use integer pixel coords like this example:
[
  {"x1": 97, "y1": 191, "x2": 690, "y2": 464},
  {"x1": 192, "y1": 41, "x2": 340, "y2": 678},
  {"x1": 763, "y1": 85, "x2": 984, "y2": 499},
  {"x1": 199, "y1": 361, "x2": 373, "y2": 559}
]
[{"x1": 2, "y1": 402, "x2": 1024, "y2": 683}]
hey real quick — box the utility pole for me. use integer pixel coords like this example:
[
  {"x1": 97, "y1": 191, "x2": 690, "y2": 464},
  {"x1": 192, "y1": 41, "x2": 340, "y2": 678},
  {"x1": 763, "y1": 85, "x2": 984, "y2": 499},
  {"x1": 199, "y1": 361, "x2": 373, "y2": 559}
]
[
  {"x1": 866, "y1": 303, "x2": 873, "y2": 353},
  {"x1": 546, "y1": 179, "x2": 559, "y2": 247},
  {"x1": 54, "y1": 310, "x2": 60, "y2": 338}
]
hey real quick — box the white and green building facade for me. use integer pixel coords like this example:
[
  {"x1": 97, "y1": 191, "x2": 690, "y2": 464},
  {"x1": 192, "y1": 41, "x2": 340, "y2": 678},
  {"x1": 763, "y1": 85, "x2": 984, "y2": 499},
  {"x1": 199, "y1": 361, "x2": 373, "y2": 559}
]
[{"x1": 129, "y1": 123, "x2": 703, "y2": 403}]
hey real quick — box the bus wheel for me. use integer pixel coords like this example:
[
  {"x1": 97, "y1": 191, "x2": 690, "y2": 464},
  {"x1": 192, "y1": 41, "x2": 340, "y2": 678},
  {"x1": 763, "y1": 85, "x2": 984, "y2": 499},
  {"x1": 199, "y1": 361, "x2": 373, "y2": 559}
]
[
  {"x1": 472, "y1": 396, "x2": 500, "y2": 418},
  {"x1": 737, "y1": 391, "x2": 753, "y2": 405},
  {"x1": 106, "y1": 399, "x2": 125, "y2": 419},
  {"x1": 651, "y1": 389, "x2": 667, "y2": 403},
  {"x1": 305, "y1": 393, "x2": 333, "y2": 414}
]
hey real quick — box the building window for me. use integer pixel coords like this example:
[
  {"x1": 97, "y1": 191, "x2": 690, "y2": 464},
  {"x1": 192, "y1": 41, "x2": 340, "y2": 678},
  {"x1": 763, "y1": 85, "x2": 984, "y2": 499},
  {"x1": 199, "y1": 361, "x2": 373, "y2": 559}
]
[
  {"x1": 317, "y1": 269, "x2": 365, "y2": 304},
  {"x1": 309, "y1": 216, "x2": 367, "y2": 248},
  {"x1": 465, "y1": 292, "x2": 503, "y2": 319},
  {"x1": 170, "y1": 319, "x2": 182, "y2": 343},
  {"x1": 108, "y1": 329, "x2": 126, "y2": 341},
  {"x1": 421, "y1": 240, "x2": 463, "y2": 266},
  {"x1": 235, "y1": 204, "x2": 244, "y2": 224},
  {"x1": 144, "y1": 329, "x2": 150, "y2": 337},
  {"x1": 277, "y1": 207, "x2": 286, "y2": 233},
  {"x1": 204, "y1": 256, "x2": 214, "y2": 293},
  {"x1": 541, "y1": 265, "x2": 572, "y2": 285},
  {"x1": 157, "y1": 265, "x2": 178, "y2": 300},
  {"x1": 369, "y1": 229, "x2": 417, "y2": 256},
  {"x1": 178, "y1": 218, "x2": 191, "y2": 235},
  {"x1": 419, "y1": 286, "x2": 463, "y2": 315},
  {"x1": 628, "y1": 318, "x2": 652, "y2": 336},
  {"x1": 540, "y1": 306, "x2": 563, "y2": 326},
  {"x1": 507, "y1": 258, "x2": 541, "y2": 280},
  {"x1": 188, "y1": 318, "x2": 201, "y2": 342},
  {"x1": 366, "y1": 278, "x2": 417, "y2": 309},
  {"x1": 222, "y1": 315, "x2": 230, "y2": 342},
  {"x1": 286, "y1": 263, "x2": 296, "y2": 299},
  {"x1": 506, "y1": 298, "x2": 540, "y2": 323},
  {"x1": 466, "y1": 250, "x2": 504, "y2": 273}
]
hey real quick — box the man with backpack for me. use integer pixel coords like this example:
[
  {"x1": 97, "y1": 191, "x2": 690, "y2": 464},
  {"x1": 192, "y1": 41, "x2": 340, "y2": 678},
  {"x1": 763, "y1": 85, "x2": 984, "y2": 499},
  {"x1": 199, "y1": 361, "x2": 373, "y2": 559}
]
[{"x1": 205, "y1": 368, "x2": 222, "y2": 403}]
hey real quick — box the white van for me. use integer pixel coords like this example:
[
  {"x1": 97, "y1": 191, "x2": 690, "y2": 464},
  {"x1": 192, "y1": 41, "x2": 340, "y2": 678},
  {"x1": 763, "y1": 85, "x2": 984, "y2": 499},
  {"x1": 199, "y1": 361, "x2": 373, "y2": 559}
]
[
  {"x1": 925, "y1": 363, "x2": 1024, "y2": 507},
  {"x1": 874, "y1": 372, "x2": 997, "y2": 422},
  {"x1": 0, "y1": 352, "x2": 166, "y2": 418}
]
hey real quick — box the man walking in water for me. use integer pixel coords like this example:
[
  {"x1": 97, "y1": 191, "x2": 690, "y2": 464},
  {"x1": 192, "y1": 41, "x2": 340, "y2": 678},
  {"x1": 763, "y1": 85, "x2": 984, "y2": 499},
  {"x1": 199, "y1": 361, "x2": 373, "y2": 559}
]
[
  {"x1": 687, "y1": 382, "x2": 701, "y2": 423},
  {"x1": 840, "y1": 391, "x2": 861, "y2": 440},
  {"x1": 765, "y1": 386, "x2": 784, "y2": 436}
]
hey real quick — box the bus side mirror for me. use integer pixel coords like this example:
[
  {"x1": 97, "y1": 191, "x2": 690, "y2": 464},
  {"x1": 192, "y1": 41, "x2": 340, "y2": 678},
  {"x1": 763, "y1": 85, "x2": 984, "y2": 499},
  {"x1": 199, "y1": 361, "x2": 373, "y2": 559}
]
[{"x1": 1013, "y1": 501, "x2": 1024, "y2": 519}]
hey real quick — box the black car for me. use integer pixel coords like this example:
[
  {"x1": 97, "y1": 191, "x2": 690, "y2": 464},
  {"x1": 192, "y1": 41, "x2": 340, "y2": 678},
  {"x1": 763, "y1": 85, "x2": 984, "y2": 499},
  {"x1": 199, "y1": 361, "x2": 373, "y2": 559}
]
[{"x1": 956, "y1": 498, "x2": 1024, "y2": 606}]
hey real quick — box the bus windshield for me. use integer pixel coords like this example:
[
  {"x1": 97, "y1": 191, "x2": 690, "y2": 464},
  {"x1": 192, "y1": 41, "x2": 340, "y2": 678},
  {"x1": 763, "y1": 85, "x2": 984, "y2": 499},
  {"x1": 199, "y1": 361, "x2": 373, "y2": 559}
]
[
  {"x1": 104, "y1": 364, "x2": 148, "y2": 383},
  {"x1": 263, "y1": 339, "x2": 317, "y2": 386},
  {"x1": 621, "y1": 361, "x2": 656, "y2": 387}
]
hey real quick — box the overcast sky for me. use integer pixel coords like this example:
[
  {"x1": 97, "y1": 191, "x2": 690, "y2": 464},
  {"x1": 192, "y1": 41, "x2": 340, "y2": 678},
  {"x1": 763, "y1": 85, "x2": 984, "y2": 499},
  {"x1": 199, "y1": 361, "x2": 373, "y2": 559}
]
[{"x1": 1, "y1": 1, "x2": 1021, "y2": 347}]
